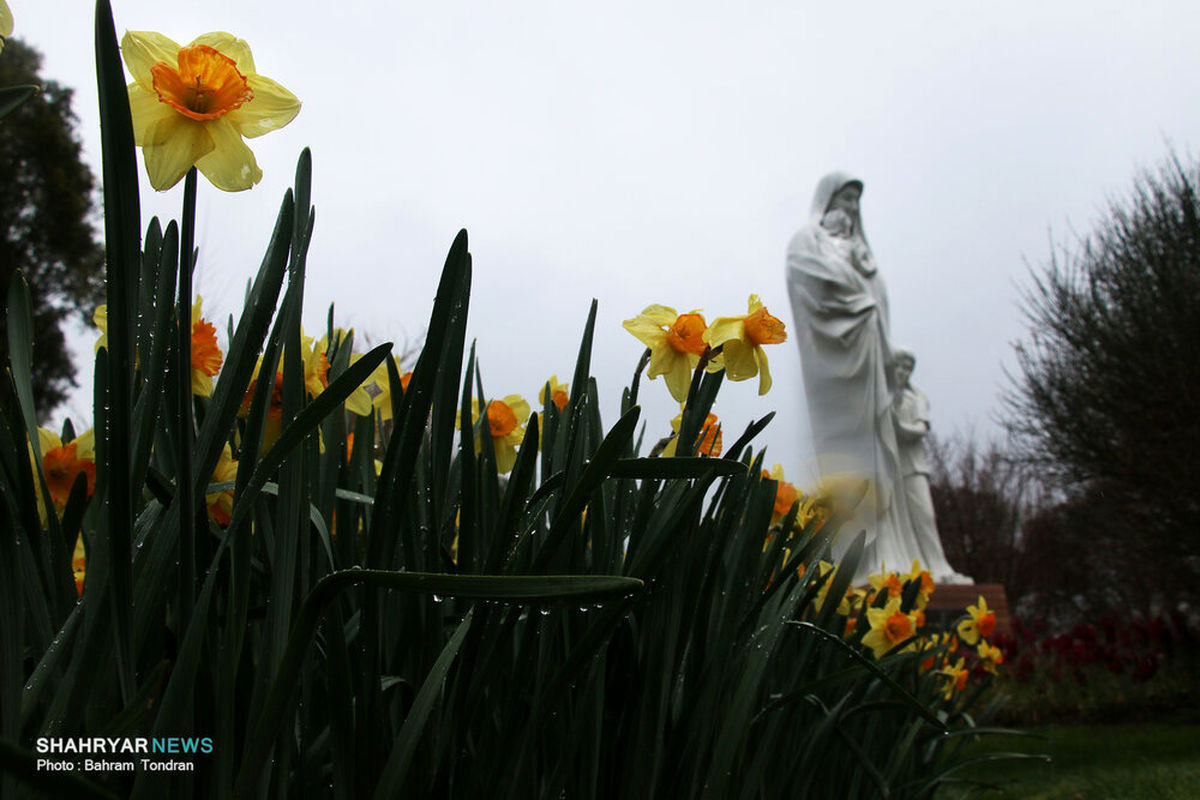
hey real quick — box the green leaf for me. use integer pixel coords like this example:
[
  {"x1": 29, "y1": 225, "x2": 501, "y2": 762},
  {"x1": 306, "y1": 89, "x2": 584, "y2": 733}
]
[
  {"x1": 95, "y1": 0, "x2": 142, "y2": 708},
  {"x1": 786, "y1": 621, "x2": 947, "y2": 729},
  {"x1": 608, "y1": 457, "x2": 746, "y2": 480},
  {"x1": 370, "y1": 614, "x2": 472, "y2": 799},
  {"x1": 0, "y1": 738, "x2": 119, "y2": 799},
  {"x1": 529, "y1": 405, "x2": 641, "y2": 573},
  {"x1": 234, "y1": 569, "x2": 641, "y2": 797}
]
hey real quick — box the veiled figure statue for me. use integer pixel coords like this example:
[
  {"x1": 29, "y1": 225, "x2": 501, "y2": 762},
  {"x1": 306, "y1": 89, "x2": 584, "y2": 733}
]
[
  {"x1": 891, "y1": 348, "x2": 971, "y2": 584},
  {"x1": 786, "y1": 172, "x2": 967, "y2": 584}
]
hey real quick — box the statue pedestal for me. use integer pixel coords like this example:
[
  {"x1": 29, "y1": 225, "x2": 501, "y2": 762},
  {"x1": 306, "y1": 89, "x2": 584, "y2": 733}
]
[{"x1": 924, "y1": 583, "x2": 1011, "y2": 637}]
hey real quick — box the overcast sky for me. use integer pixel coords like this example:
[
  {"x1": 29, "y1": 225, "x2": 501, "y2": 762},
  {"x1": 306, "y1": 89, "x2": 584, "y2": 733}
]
[{"x1": 14, "y1": 1, "x2": 1200, "y2": 485}]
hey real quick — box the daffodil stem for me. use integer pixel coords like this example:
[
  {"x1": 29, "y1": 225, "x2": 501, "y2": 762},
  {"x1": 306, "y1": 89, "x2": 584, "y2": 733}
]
[
  {"x1": 627, "y1": 347, "x2": 652, "y2": 409},
  {"x1": 177, "y1": 166, "x2": 198, "y2": 631}
]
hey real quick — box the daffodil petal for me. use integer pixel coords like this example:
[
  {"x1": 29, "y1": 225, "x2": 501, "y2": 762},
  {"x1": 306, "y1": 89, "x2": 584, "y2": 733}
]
[
  {"x1": 494, "y1": 442, "x2": 518, "y2": 474},
  {"x1": 229, "y1": 74, "x2": 301, "y2": 138},
  {"x1": 503, "y1": 396, "x2": 531, "y2": 424},
  {"x1": 143, "y1": 117, "x2": 213, "y2": 190},
  {"x1": 754, "y1": 345, "x2": 773, "y2": 395},
  {"x1": 128, "y1": 84, "x2": 178, "y2": 146},
  {"x1": 646, "y1": 342, "x2": 685, "y2": 381},
  {"x1": 639, "y1": 305, "x2": 678, "y2": 326},
  {"x1": 345, "y1": 387, "x2": 373, "y2": 417},
  {"x1": 189, "y1": 31, "x2": 256, "y2": 73},
  {"x1": 622, "y1": 317, "x2": 666, "y2": 349},
  {"x1": 747, "y1": 294, "x2": 764, "y2": 313},
  {"x1": 703, "y1": 316, "x2": 745, "y2": 346},
  {"x1": 73, "y1": 429, "x2": 95, "y2": 459},
  {"x1": 195, "y1": 118, "x2": 261, "y2": 191},
  {"x1": 192, "y1": 371, "x2": 214, "y2": 397},
  {"x1": 37, "y1": 428, "x2": 61, "y2": 455},
  {"x1": 1, "y1": 0, "x2": 13, "y2": 40},
  {"x1": 663, "y1": 354, "x2": 694, "y2": 402},
  {"x1": 121, "y1": 30, "x2": 182, "y2": 90},
  {"x1": 720, "y1": 339, "x2": 759, "y2": 382}
]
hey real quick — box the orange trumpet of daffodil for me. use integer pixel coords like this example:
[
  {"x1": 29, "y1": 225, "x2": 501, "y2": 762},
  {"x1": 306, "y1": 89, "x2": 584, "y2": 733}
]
[
  {"x1": 861, "y1": 597, "x2": 917, "y2": 660},
  {"x1": 762, "y1": 463, "x2": 799, "y2": 525},
  {"x1": 702, "y1": 294, "x2": 787, "y2": 395},
  {"x1": 190, "y1": 297, "x2": 224, "y2": 396},
  {"x1": 623, "y1": 305, "x2": 711, "y2": 402},
  {"x1": 867, "y1": 565, "x2": 904, "y2": 603},
  {"x1": 94, "y1": 297, "x2": 223, "y2": 396},
  {"x1": 121, "y1": 30, "x2": 300, "y2": 191}
]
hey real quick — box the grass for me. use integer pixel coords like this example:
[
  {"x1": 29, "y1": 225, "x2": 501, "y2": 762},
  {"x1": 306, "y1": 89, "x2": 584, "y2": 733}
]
[{"x1": 937, "y1": 719, "x2": 1200, "y2": 799}]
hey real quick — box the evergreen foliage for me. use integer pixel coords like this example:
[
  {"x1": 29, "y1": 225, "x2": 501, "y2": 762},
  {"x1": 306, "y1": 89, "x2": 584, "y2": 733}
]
[{"x1": 0, "y1": 38, "x2": 105, "y2": 415}]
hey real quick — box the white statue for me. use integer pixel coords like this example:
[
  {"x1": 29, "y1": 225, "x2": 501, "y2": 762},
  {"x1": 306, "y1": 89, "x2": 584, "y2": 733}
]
[
  {"x1": 786, "y1": 172, "x2": 964, "y2": 584},
  {"x1": 891, "y1": 349, "x2": 971, "y2": 584}
]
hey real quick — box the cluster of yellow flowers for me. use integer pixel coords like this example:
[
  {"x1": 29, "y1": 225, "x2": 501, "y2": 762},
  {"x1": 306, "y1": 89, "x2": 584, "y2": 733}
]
[{"x1": 785, "y1": 559, "x2": 1004, "y2": 701}]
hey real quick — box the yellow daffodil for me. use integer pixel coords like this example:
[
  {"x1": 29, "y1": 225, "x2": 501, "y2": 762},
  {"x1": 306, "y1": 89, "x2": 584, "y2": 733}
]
[
  {"x1": 956, "y1": 595, "x2": 996, "y2": 646},
  {"x1": 937, "y1": 657, "x2": 970, "y2": 701},
  {"x1": 30, "y1": 428, "x2": 96, "y2": 524},
  {"x1": 902, "y1": 559, "x2": 936, "y2": 610},
  {"x1": 239, "y1": 330, "x2": 367, "y2": 450},
  {"x1": 190, "y1": 296, "x2": 223, "y2": 396},
  {"x1": 121, "y1": 30, "x2": 300, "y2": 191},
  {"x1": 72, "y1": 534, "x2": 86, "y2": 597},
  {"x1": 1, "y1": 1, "x2": 13, "y2": 53},
  {"x1": 95, "y1": 298, "x2": 222, "y2": 395},
  {"x1": 459, "y1": 396, "x2": 531, "y2": 474},
  {"x1": 206, "y1": 443, "x2": 238, "y2": 526},
  {"x1": 867, "y1": 566, "x2": 904, "y2": 603},
  {"x1": 702, "y1": 295, "x2": 787, "y2": 395},
  {"x1": 976, "y1": 641, "x2": 1004, "y2": 675},
  {"x1": 240, "y1": 330, "x2": 329, "y2": 420},
  {"x1": 811, "y1": 561, "x2": 842, "y2": 613},
  {"x1": 861, "y1": 597, "x2": 917, "y2": 659},
  {"x1": 539, "y1": 375, "x2": 570, "y2": 412},
  {"x1": 762, "y1": 463, "x2": 799, "y2": 525},
  {"x1": 623, "y1": 305, "x2": 711, "y2": 402},
  {"x1": 662, "y1": 410, "x2": 722, "y2": 457},
  {"x1": 809, "y1": 561, "x2": 864, "y2": 617},
  {"x1": 916, "y1": 636, "x2": 933, "y2": 671}
]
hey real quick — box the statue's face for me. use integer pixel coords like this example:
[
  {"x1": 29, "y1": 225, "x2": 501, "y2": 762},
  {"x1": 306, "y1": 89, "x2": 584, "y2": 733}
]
[
  {"x1": 821, "y1": 184, "x2": 861, "y2": 237},
  {"x1": 894, "y1": 358, "x2": 914, "y2": 387},
  {"x1": 828, "y1": 184, "x2": 861, "y2": 216}
]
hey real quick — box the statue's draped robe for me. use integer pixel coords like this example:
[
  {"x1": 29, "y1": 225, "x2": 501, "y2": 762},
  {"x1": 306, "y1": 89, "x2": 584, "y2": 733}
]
[{"x1": 786, "y1": 172, "x2": 924, "y2": 579}]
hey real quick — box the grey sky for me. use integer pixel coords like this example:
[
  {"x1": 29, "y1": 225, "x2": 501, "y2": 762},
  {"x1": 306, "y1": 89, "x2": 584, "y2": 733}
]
[{"x1": 16, "y1": 1, "x2": 1199, "y2": 485}]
